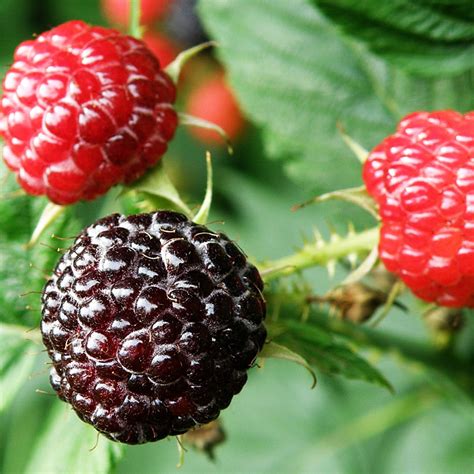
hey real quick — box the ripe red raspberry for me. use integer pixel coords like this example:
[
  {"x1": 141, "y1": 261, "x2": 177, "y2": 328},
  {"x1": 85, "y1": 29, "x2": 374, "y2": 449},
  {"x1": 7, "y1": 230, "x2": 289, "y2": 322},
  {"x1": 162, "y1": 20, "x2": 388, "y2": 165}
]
[
  {"x1": 101, "y1": 0, "x2": 172, "y2": 28},
  {"x1": 0, "y1": 20, "x2": 177, "y2": 205},
  {"x1": 41, "y1": 211, "x2": 266, "y2": 444},
  {"x1": 363, "y1": 111, "x2": 474, "y2": 308},
  {"x1": 186, "y1": 72, "x2": 245, "y2": 146}
]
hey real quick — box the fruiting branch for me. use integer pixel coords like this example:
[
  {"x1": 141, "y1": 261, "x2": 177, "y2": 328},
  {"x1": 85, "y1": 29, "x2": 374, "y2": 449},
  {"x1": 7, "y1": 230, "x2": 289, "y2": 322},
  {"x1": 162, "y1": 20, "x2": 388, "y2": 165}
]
[{"x1": 260, "y1": 226, "x2": 380, "y2": 282}]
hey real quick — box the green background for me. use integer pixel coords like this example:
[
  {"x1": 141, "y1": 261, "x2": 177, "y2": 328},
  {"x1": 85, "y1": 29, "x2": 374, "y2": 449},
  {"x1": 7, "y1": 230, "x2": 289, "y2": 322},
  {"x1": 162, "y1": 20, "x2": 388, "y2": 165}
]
[{"x1": 0, "y1": 1, "x2": 473, "y2": 473}]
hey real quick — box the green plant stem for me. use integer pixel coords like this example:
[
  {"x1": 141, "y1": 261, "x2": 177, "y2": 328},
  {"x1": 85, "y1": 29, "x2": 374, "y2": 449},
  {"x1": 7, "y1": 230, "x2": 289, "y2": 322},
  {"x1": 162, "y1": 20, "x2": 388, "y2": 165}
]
[
  {"x1": 260, "y1": 226, "x2": 379, "y2": 282},
  {"x1": 129, "y1": 0, "x2": 141, "y2": 39}
]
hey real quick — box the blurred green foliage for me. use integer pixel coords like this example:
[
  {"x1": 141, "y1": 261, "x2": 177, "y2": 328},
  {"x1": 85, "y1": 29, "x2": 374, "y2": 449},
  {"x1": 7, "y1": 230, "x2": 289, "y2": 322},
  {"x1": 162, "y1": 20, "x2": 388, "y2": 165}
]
[{"x1": 0, "y1": 1, "x2": 473, "y2": 473}]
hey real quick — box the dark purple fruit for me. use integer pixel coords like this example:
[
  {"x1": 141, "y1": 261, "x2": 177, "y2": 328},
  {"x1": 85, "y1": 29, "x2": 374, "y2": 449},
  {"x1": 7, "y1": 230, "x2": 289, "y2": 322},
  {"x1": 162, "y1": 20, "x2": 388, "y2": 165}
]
[{"x1": 41, "y1": 211, "x2": 266, "y2": 444}]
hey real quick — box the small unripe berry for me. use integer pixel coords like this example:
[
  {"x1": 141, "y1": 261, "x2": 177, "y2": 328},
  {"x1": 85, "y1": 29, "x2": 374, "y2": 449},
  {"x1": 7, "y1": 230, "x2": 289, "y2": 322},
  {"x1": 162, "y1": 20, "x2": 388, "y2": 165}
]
[{"x1": 186, "y1": 73, "x2": 245, "y2": 146}]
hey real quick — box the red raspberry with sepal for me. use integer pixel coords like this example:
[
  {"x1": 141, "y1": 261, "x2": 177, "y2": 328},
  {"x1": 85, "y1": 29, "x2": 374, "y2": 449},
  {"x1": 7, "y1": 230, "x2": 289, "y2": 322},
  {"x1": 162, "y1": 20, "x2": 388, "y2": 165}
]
[
  {"x1": 363, "y1": 110, "x2": 474, "y2": 308},
  {"x1": 0, "y1": 20, "x2": 177, "y2": 204}
]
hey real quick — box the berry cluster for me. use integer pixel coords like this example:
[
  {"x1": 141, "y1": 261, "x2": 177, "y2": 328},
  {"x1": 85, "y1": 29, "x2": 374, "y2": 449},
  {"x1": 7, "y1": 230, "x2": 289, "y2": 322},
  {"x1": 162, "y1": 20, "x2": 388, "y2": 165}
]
[
  {"x1": 41, "y1": 211, "x2": 266, "y2": 444},
  {"x1": 0, "y1": 20, "x2": 177, "y2": 204},
  {"x1": 363, "y1": 111, "x2": 474, "y2": 307}
]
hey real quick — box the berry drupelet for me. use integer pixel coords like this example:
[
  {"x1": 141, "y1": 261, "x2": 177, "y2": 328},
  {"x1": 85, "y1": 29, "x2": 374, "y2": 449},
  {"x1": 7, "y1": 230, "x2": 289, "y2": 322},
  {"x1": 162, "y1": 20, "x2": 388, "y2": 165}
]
[
  {"x1": 41, "y1": 211, "x2": 266, "y2": 444},
  {"x1": 363, "y1": 110, "x2": 474, "y2": 308},
  {"x1": 0, "y1": 20, "x2": 177, "y2": 205}
]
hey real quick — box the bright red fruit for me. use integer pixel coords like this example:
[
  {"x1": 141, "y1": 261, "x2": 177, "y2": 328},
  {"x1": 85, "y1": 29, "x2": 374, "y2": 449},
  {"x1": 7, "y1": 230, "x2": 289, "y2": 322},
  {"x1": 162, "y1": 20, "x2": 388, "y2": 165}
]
[
  {"x1": 0, "y1": 20, "x2": 177, "y2": 205},
  {"x1": 363, "y1": 110, "x2": 474, "y2": 308},
  {"x1": 186, "y1": 73, "x2": 245, "y2": 146},
  {"x1": 143, "y1": 32, "x2": 179, "y2": 68},
  {"x1": 101, "y1": 0, "x2": 172, "y2": 28}
]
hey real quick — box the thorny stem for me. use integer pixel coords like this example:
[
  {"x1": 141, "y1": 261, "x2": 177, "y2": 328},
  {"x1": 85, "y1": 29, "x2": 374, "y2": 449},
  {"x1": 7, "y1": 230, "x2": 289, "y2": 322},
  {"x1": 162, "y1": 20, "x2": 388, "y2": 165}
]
[
  {"x1": 258, "y1": 223, "x2": 472, "y2": 393},
  {"x1": 259, "y1": 226, "x2": 380, "y2": 282}
]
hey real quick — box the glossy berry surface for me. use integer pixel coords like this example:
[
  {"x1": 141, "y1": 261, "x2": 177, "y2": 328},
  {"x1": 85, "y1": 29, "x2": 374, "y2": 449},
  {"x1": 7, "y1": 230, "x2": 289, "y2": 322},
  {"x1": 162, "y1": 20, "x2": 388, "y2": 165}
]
[
  {"x1": 186, "y1": 72, "x2": 245, "y2": 145},
  {"x1": 0, "y1": 20, "x2": 177, "y2": 204},
  {"x1": 363, "y1": 110, "x2": 474, "y2": 307},
  {"x1": 41, "y1": 211, "x2": 266, "y2": 444},
  {"x1": 101, "y1": 0, "x2": 172, "y2": 28}
]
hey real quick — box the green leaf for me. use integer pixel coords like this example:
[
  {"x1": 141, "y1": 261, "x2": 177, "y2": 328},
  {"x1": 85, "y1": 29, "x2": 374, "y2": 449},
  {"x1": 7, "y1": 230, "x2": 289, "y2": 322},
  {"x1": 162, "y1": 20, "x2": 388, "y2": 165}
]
[
  {"x1": 0, "y1": 156, "x2": 32, "y2": 242},
  {"x1": 198, "y1": 0, "x2": 473, "y2": 191},
  {"x1": 313, "y1": 0, "x2": 474, "y2": 77},
  {"x1": 126, "y1": 162, "x2": 192, "y2": 217},
  {"x1": 259, "y1": 341, "x2": 317, "y2": 388},
  {"x1": 0, "y1": 0, "x2": 31, "y2": 61},
  {"x1": 336, "y1": 124, "x2": 369, "y2": 163},
  {"x1": 0, "y1": 323, "x2": 38, "y2": 412},
  {"x1": 0, "y1": 168, "x2": 80, "y2": 326},
  {"x1": 198, "y1": 0, "x2": 395, "y2": 192},
  {"x1": 272, "y1": 319, "x2": 393, "y2": 391},
  {"x1": 25, "y1": 403, "x2": 125, "y2": 474},
  {"x1": 0, "y1": 243, "x2": 33, "y2": 325}
]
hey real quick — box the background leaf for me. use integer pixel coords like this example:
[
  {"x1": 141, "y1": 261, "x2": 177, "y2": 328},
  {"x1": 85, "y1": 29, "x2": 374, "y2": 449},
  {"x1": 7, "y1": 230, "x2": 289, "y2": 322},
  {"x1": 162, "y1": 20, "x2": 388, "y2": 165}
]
[
  {"x1": 259, "y1": 341, "x2": 317, "y2": 388},
  {"x1": 25, "y1": 402, "x2": 125, "y2": 474},
  {"x1": 0, "y1": 323, "x2": 38, "y2": 412},
  {"x1": 313, "y1": 0, "x2": 474, "y2": 77},
  {"x1": 198, "y1": 0, "x2": 474, "y2": 192},
  {"x1": 271, "y1": 319, "x2": 393, "y2": 391},
  {"x1": 0, "y1": 157, "x2": 82, "y2": 327}
]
